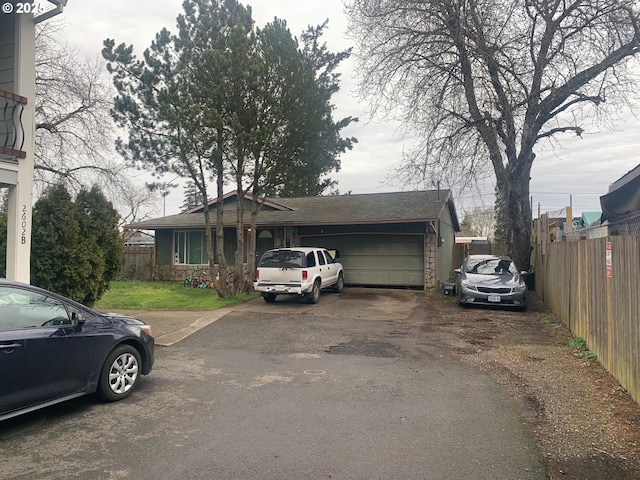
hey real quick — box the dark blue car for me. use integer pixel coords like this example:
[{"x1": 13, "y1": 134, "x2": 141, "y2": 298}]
[{"x1": 0, "y1": 280, "x2": 154, "y2": 421}]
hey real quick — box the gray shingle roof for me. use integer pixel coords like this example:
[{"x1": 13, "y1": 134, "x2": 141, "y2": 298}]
[{"x1": 127, "y1": 190, "x2": 459, "y2": 230}]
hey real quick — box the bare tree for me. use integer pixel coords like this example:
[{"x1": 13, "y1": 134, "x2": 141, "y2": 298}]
[
  {"x1": 34, "y1": 20, "x2": 124, "y2": 192},
  {"x1": 111, "y1": 181, "x2": 161, "y2": 238},
  {"x1": 347, "y1": 0, "x2": 640, "y2": 269},
  {"x1": 459, "y1": 206, "x2": 495, "y2": 239}
]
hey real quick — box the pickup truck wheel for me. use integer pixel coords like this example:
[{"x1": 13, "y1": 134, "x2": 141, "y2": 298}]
[
  {"x1": 332, "y1": 272, "x2": 344, "y2": 293},
  {"x1": 306, "y1": 280, "x2": 321, "y2": 304},
  {"x1": 263, "y1": 293, "x2": 277, "y2": 303}
]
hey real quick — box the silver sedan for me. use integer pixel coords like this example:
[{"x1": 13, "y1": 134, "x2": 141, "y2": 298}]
[{"x1": 454, "y1": 255, "x2": 527, "y2": 310}]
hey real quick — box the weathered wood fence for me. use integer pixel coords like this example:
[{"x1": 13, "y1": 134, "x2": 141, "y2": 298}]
[
  {"x1": 121, "y1": 246, "x2": 155, "y2": 281},
  {"x1": 534, "y1": 235, "x2": 640, "y2": 404}
]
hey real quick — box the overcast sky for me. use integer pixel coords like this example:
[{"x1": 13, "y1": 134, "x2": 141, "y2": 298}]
[{"x1": 48, "y1": 0, "x2": 640, "y2": 219}]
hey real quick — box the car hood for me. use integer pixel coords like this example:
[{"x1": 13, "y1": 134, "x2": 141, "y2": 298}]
[
  {"x1": 100, "y1": 312, "x2": 147, "y2": 326},
  {"x1": 464, "y1": 273, "x2": 523, "y2": 287}
]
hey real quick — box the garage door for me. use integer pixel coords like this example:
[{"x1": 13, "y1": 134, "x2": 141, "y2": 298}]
[{"x1": 301, "y1": 234, "x2": 424, "y2": 287}]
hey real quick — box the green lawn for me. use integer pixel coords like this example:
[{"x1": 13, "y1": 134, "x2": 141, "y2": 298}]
[{"x1": 94, "y1": 281, "x2": 255, "y2": 311}]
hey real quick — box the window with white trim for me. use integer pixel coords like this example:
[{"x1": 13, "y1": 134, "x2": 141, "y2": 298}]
[{"x1": 174, "y1": 231, "x2": 208, "y2": 265}]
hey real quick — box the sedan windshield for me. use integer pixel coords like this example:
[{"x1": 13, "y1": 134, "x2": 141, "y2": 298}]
[{"x1": 465, "y1": 258, "x2": 518, "y2": 275}]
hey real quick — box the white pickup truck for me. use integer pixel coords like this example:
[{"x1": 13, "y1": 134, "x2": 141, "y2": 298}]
[{"x1": 254, "y1": 247, "x2": 344, "y2": 303}]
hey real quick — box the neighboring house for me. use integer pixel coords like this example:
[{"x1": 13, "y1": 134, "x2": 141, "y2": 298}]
[
  {"x1": 127, "y1": 190, "x2": 460, "y2": 290},
  {"x1": 1, "y1": 1, "x2": 66, "y2": 282},
  {"x1": 124, "y1": 230, "x2": 155, "y2": 248},
  {"x1": 575, "y1": 212, "x2": 602, "y2": 229},
  {"x1": 600, "y1": 163, "x2": 640, "y2": 235}
]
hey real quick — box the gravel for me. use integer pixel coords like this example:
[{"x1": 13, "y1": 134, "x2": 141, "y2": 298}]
[{"x1": 409, "y1": 291, "x2": 640, "y2": 480}]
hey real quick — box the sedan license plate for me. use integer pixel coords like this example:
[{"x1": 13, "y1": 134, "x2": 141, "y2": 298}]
[{"x1": 487, "y1": 295, "x2": 501, "y2": 303}]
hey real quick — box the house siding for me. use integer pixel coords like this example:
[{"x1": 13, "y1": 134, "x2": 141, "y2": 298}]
[
  {"x1": 437, "y1": 206, "x2": 457, "y2": 282},
  {"x1": 0, "y1": 15, "x2": 14, "y2": 92}
]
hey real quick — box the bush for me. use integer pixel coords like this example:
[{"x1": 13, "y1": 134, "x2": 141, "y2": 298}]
[
  {"x1": 116, "y1": 264, "x2": 138, "y2": 281},
  {"x1": 30, "y1": 184, "x2": 122, "y2": 306}
]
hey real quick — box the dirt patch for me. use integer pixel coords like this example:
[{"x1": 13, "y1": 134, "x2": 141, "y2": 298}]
[{"x1": 402, "y1": 292, "x2": 640, "y2": 480}]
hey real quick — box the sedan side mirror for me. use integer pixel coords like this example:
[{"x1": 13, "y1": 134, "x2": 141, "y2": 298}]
[
  {"x1": 454, "y1": 268, "x2": 462, "y2": 274},
  {"x1": 72, "y1": 312, "x2": 86, "y2": 330}
]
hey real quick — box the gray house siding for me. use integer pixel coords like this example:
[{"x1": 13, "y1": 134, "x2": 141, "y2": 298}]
[
  {"x1": 0, "y1": 15, "x2": 15, "y2": 92},
  {"x1": 437, "y1": 205, "x2": 457, "y2": 282}
]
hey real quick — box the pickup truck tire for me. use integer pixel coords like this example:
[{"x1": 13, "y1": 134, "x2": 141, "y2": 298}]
[
  {"x1": 263, "y1": 293, "x2": 277, "y2": 303},
  {"x1": 306, "y1": 280, "x2": 321, "y2": 304},
  {"x1": 332, "y1": 272, "x2": 344, "y2": 293}
]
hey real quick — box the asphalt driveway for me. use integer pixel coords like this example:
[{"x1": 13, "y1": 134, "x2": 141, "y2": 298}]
[{"x1": 0, "y1": 289, "x2": 547, "y2": 480}]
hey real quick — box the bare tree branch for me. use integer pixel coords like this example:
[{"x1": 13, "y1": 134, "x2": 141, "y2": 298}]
[{"x1": 347, "y1": 0, "x2": 640, "y2": 269}]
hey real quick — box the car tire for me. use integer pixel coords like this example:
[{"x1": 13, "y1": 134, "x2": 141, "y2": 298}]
[
  {"x1": 263, "y1": 293, "x2": 277, "y2": 303},
  {"x1": 332, "y1": 272, "x2": 344, "y2": 293},
  {"x1": 306, "y1": 280, "x2": 321, "y2": 304},
  {"x1": 97, "y1": 344, "x2": 142, "y2": 402}
]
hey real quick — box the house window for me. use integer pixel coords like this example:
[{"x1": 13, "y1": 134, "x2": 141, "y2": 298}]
[{"x1": 174, "y1": 231, "x2": 208, "y2": 265}]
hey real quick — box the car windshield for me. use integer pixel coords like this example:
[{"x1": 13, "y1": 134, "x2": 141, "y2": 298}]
[
  {"x1": 465, "y1": 257, "x2": 518, "y2": 275},
  {"x1": 259, "y1": 250, "x2": 305, "y2": 268}
]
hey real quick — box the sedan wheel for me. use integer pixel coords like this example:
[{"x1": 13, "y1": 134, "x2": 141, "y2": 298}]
[{"x1": 98, "y1": 345, "x2": 141, "y2": 402}]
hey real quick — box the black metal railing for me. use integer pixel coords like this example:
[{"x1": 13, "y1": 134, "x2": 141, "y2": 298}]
[{"x1": 0, "y1": 88, "x2": 27, "y2": 160}]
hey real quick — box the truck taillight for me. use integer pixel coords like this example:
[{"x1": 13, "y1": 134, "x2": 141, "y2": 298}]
[
  {"x1": 302, "y1": 270, "x2": 308, "y2": 280},
  {"x1": 255, "y1": 269, "x2": 259, "y2": 279}
]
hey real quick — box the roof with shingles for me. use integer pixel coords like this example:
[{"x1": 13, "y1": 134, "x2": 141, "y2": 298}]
[{"x1": 127, "y1": 190, "x2": 459, "y2": 230}]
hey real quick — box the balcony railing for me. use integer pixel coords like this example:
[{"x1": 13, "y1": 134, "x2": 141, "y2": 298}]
[{"x1": 0, "y1": 88, "x2": 28, "y2": 160}]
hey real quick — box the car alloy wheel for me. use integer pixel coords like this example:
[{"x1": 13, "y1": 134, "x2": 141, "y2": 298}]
[{"x1": 98, "y1": 345, "x2": 141, "y2": 402}]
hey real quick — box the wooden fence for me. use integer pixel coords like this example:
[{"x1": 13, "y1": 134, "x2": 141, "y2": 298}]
[
  {"x1": 534, "y1": 235, "x2": 640, "y2": 404},
  {"x1": 121, "y1": 246, "x2": 155, "y2": 281}
]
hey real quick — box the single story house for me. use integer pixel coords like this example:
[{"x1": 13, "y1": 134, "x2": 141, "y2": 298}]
[{"x1": 127, "y1": 190, "x2": 460, "y2": 290}]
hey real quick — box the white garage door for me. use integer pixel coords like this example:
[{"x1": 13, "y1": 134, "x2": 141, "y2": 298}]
[{"x1": 301, "y1": 234, "x2": 424, "y2": 287}]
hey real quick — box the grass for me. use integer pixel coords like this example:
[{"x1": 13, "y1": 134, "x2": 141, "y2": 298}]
[
  {"x1": 569, "y1": 337, "x2": 598, "y2": 362},
  {"x1": 94, "y1": 281, "x2": 255, "y2": 311}
]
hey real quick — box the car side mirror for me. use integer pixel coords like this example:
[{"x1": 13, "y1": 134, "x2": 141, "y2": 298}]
[
  {"x1": 454, "y1": 268, "x2": 461, "y2": 274},
  {"x1": 72, "y1": 312, "x2": 86, "y2": 330}
]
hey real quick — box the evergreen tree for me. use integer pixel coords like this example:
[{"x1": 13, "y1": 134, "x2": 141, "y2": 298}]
[
  {"x1": 103, "y1": 0, "x2": 356, "y2": 295},
  {"x1": 76, "y1": 186, "x2": 123, "y2": 304},
  {"x1": 29, "y1": 183, "x2": 121, "y2": 306},
  {"x1": 182, "y1": 181, "x2": 206, "y2": 212}
]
